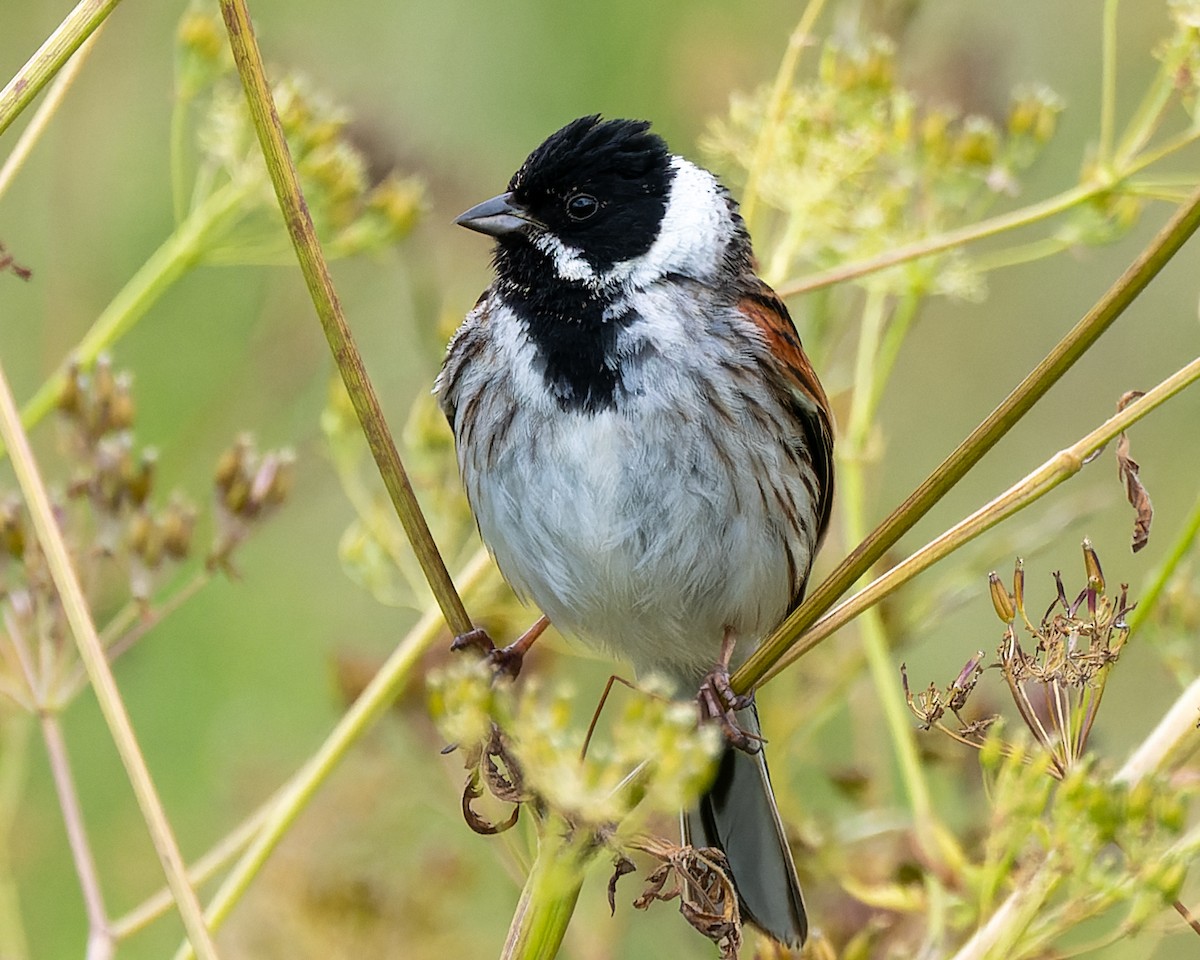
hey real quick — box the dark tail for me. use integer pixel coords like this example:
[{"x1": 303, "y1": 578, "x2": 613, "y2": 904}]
[{"x1": 683, "y1": 703, "x2": 807, "y2": 948}]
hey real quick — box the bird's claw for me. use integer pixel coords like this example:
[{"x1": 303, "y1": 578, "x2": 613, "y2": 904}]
[
  {"x1": 696, "y1": 630, "x2": 763, "y2": 754},
  {"x1": 451, "y1": 617, "x2": 549, "y2": 682},
  {"x1": 450, "y1": 627, "x2": 496, "y2": 656}
]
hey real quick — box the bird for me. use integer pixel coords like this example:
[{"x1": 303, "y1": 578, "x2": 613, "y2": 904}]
[{"x1": 435, "y1": 115, "x2": 834, "y2": 949}]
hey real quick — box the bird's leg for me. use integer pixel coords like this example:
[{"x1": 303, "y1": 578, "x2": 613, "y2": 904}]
[
  {"x1": 697, "y1": 627, "x2": 764, "y2": 754},
  {"x1": 488, "y1": 615, "x2": 550, "y2": 680},
  {"x1": 451, "y1": 615, "x2": 550, "y2": 681}
]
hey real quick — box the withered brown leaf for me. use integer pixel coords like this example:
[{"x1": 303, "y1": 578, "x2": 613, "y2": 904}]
[
  {"x1": 608, "y1": 855, "x2": 636, "y2": 916},
  {"x1": 629, "y1": 838, "x2": 742, "y2": 959},
  {"x1": 1116, "y1": 391, "x2": 1152, "y2": 553}
]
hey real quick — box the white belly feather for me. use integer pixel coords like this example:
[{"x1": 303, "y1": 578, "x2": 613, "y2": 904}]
[{"x1": 443, "y1": 289, "x2": 818, "y2": 680}]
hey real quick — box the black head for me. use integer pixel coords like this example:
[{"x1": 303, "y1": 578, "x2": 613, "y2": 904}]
[{"x1": 456, "y1": 116, "x2": 675, "y2": 274}]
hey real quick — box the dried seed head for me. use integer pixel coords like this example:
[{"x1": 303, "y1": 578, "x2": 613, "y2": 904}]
[
  {"x1": 58, "y1": 362, "x2": 83, "y2": 416},
  {"x1": 125, "y1": 448, "x2": 157, "y2": 508},
  {"x1": 1082, "y1": 538, "x2": 1105, "y2": 592},
  {"x1": 109, "y1": 373, "x2": 136, "y2": 432},
  {"x1": 989, "y1": 571, "x2": 1015, "y2": 623},
  {"x1": 213, "y1": 437, "x2": 249, "y2": 493},
  {"x1": 161, "y1": 499, "x2": 197, "y2": 560}
]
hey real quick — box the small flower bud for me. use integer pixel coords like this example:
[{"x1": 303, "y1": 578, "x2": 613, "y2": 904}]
[
  {"x1": 1012, "y1": 558, "x2": 1027, "y2": 618},
  {"x1": 861, "y1": 38, "x2": 896, "y2": 90},
  {"x1": 1081, "y1": 538, "x2": 1105, "y2": 593},
  {"x1": 58, "y1": 362, "x2": 83, "y2": 416},
  {"x1": 109, "y1": 373, "x2": 136, "y2": 431},
  {"x1": 265, "y1": 450, "x2": 295, "y2": 506},
  {"x1": 954, "y1": 117, "x2": 999, "y2": 166},
  {"x1": 213, "y1": 438, "x2": 249, "y2": 493},
  {"x1": 177, "y1": 9, "x2": 224, "y2": 64},
  {"x1": 989, "y1": 572, "x2": 1015, "y2": 623},
  {"x1": 128, "y1": 511, "x2": 154, "y2": 558},
  {"x1": 920, "y1": 108, "x2": 954, "y2": 162},
  {"x1": 124, "y1": 448, "x2": 157, "y2": 507},
  {"x1": 161, "y1": 500, "x2": 197, "y2": 559}
]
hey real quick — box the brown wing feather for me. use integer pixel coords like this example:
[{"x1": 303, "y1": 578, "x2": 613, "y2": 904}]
[{"x1": 736, "y1": 281, "x2": 835, "y2": 555}]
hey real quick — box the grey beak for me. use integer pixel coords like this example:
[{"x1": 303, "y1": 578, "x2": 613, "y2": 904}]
[{"x1": 454, "y1": 192, "x2": 541, "y2": 237}]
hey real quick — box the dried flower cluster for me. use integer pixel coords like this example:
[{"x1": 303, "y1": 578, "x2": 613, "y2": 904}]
[
  {"x1": 0, "y1": 359, "x2": 290, "y2": 712},
  {"x1": 904, "y1": 540, "x2": 1134, "y2": 778},
  {"x1": 210, "y1": 435, "x2": 293, "y2": 573}
]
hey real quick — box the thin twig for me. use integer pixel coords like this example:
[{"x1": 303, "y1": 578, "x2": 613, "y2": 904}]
[
  {"x1": 775, "y1": 182, "x2": 1099, "y2": 297},
  {"x1": 111, "y1": 800, "x2": 269, "y2": 940},
  {"x1": 171, "y1": 548, "x2": 494, "y2": 959},
  {"x1": 6, "y1": 180, "x2": 250, "y2": 459},
  {"x1": 216, "y1": 0, "x2": 472, "y2": 638},
  {"x1": 0, "y1": 360, "x2": 219, "y2": 959},
  {"x1": 739, "y1": 0, "x2": 830, "y2": 229},
  {"x1": 735, "y1": 182, "x2": 1200, "y2": 694},
  {"x1": 0, "y1": 0, "x2": 121, "y2": 137},
  {"x1": 0, "y1": 25, "x2": 103, "y2": 200},
  {"x1": 40, "y1": 714, "x2": 114, "y2": 960},
  {"x1": 59, "y1": 570, "x2": 212, "y2": 704}
]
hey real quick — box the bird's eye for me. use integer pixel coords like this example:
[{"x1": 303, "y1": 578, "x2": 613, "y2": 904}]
[{"x1": 566, "y1": 193, "x2": 599, "y2": 221}]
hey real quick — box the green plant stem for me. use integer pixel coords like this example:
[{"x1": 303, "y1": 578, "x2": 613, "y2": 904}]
[
  {"x1": 0, "y1": 26, "x2": 102, "y2": 201},
  {"x1": 11, "y1": 181, "x2": 248, "y2": 446},
  {"x1": 776, "y1": 182, "x2": 1100, "y2": 297},
  {"x1": 0, "y1": 0, "x2": 121, "y2": 138},
  {"x1": 171, "y1": 548, "x2": 493, "y2": 959},
  {"x1": 500, "y1": 827, "x2": 589, "y2": 960},
  {"x1": 0, "y1": 715, "x2": 31, "y2": 960},
  {"x1": 739, "y1": 0, "x2": 829, "y2": 231},
  {"x1": 217, "y1": 0, "x2": 472, "y2": 638},
  {"x1": 947, "y1": 674, "x2": 1200, "y2": 960},
  {"x1": 111, "y1": 800, "x2": 269, "y2": 940},
  {"x1": 40, "y1": 713, "x2": 113, "y2": 960},
  {"x1": 760, "y1": 354, "x2": 1200, "y2": 685},
  {"x1": 1113, "y1": 39, "x2": 1184, "y2": 169},
  {"x1": 841, "y1": 291, "x2": 940, "y2": 872},
  {"x1": 0, "y1": 363, "x2": 218, "y2": 959},
  {"x1": 1099, "y1": 0, "x2": 1120, "y2": 164},
  {"x1": 735, "y1": 181, "x2": 1200, "y2": 695}
]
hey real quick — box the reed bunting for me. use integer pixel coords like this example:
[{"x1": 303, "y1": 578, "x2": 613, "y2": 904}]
[{"x1": 436, "y1": 115, "x2": 834, "y2": 948}]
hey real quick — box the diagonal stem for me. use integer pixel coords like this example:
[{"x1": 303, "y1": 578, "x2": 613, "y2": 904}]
[
  {"x1": 217, "y1": 0, "x2": 472, "y2": 637},
  {"x1": 734, "y1": 181, "x2": 1200, "y2": 694},
  {"x1": 0, "y1": 0, "x2": 122, "y2": 138},
  {"x1": 758, "y1": 355, "x2": 1200, "y2": 686},
  {"x1": 170, "y1": 548, "x2": 493, "y2": 959},
  {"x1": 0, "y1": 24, "x2": 103, "y2": 201}
]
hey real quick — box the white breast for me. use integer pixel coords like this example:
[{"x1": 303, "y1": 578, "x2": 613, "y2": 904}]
[{"x1": 445, "y1": 290, "x2": 819, "y2": 680}]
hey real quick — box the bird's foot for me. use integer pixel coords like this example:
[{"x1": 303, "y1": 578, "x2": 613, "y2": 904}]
[
  {"x1": 450, "y1": 627, "x2": 496, "y2": 656},
  {"x1": 696, "y1": 629, "x2": 763, "y2": 754},
  {"x1": 450, "y1": 616, "x2": 550, "y2": 682}
]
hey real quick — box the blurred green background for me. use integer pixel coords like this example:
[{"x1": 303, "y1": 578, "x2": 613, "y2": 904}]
[{"x1": 1, "y1": 1, "x2": 1198, "y2": 958}]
